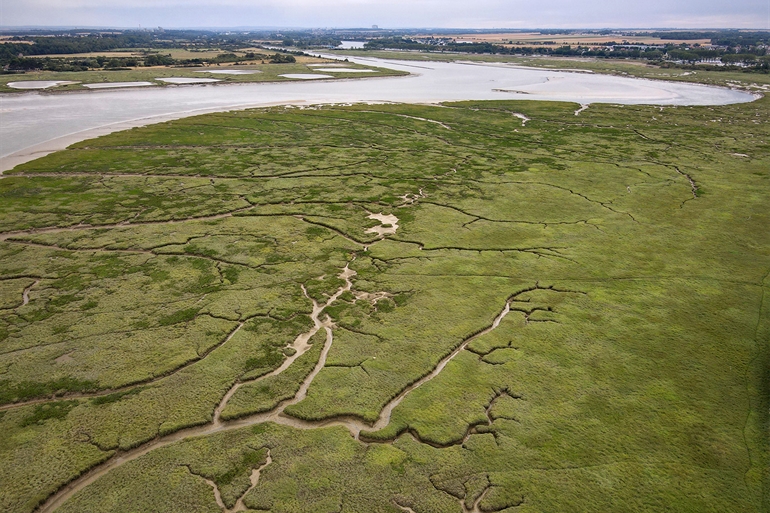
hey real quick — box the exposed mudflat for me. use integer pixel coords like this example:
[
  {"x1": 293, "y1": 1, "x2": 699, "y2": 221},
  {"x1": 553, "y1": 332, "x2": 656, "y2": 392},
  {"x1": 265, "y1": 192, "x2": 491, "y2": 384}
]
[
  {"x1": 512, "y1": 113, "x2": 530, "y2": 125},
  {"x1": 574, "y1": 104, "x2": 590, "y2": 115},
  {"x1": 365, "y1": 212, "x2": 399, "y2": 237}
]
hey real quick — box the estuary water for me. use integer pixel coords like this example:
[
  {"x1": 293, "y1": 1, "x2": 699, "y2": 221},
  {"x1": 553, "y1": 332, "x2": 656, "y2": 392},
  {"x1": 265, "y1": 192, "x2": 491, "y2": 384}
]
[{"x1": 0, "y1": 56, "x2": 755, "y2": 172}]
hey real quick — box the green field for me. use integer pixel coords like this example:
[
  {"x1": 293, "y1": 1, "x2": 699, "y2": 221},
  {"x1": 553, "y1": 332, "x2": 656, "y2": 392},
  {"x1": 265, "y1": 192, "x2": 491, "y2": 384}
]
[{"x1": 0, "y1": 90, "x2": 767, "y2": 512}]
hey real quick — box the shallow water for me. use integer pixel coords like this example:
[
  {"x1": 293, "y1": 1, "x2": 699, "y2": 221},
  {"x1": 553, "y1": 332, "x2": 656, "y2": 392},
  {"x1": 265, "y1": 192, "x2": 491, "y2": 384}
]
[
  {"x1": 313, "y1": 68, "x2": 377, "y2": 73},
  {"x1": 195, "y1": 69, "x2": 261, "y2": 75},
  {"x1": 278, "y1": 73, "x2": 334, "y2": 80},
  {"x1": 338, "y1": 41, "x2": 366, "y2": 49},
  {"x1": 0, "y1": 55, "x2": 755, "y2": 171},
  {"x1": 7, "y1": 80, "x2": 78, "y2": 90},
  {"x1": 83, "y1": 82, "x2": 156, "y2": 89},
  {"x1": 156, "y1": 77, "x2": 221, "y2": 84}
]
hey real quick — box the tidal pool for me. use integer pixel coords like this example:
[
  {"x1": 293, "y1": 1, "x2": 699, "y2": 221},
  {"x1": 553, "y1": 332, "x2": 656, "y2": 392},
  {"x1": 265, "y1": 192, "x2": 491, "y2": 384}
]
[
  {"x1": 195, "y1": 70, "x2": 261, "y2": 75},
  {"x1": 313, "y1": 68, "x2": 377, "y2": 73},
  {"x1": 338, "y1": 41, "x2": 366, "y2": 49},
  {"x1": 83, "y1": 82, "x2": 156, "y2": 89},
  {"x1": 7, "y1": 81, "x2": 78, "y2": 90},
  {"x1": 279, "y1": 74, "x2": 334, "y2": 80},
  {"x1": 156, "y1": 77, "x2": 221, "y2": 84}
]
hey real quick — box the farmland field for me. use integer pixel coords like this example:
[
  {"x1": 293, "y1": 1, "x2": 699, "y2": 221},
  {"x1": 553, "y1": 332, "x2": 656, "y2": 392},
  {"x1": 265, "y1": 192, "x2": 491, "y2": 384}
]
[{"x1": 0, "y1": 94, "x2": 767, "y2": 512}]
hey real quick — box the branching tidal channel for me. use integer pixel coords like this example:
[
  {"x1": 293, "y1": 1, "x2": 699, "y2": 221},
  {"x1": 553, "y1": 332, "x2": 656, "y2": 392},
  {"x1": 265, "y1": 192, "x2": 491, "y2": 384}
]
[{"x1": 38, "y1": 252, "x2": 550, "y2": 512}]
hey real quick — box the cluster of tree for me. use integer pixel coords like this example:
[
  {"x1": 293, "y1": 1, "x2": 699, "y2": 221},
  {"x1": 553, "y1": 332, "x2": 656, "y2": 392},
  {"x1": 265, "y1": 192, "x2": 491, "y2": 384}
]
[
  {"x1": 551, "y1": 46, "x2": 665, "y2": 59},
  {"x1": 4, "y1": 55, "x2": 142, "y2": 72},
  {"x1": 666, "y1": 48, "x2": 766, "y2": 64},
  {"x1": 277, "y1": 35, "x2": 342, "y2": 48},
  {"x1": 363, "y1": 37, "x2": 661, "y2": 58},
  {"x1": 659, "y1": 60, "x2": 770, "y2": 72},
  {"x1": 0, "y1": 30, "x2": 250, "y2": 67},
  {"x1": 645, "y1": 30, "x2": 770, "y2": 47},
  {"x1": 0, "y1": 29, "x2": 344, "y2": 57},
  {"x1": 268, "y1": 53, "x2": 296, "y2": 63},
  {"x1": 0, "y1": 32, "x2": 154, "y2": 60},
  {"x1": 143, "y1": 53, "x2": 175, "y2": 66},
  {"x1": 0, "y1": 28, "x2": 318, "y2": 71},
  {"x1": 1, "y1": 50, "x2": 296, "y2": 72}
]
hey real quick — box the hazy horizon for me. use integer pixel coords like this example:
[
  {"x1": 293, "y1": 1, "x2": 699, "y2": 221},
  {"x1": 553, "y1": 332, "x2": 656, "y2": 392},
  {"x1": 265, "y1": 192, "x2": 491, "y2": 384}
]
[{"x1": 2, "y1": 0, "x2": 768, "y2": 30}]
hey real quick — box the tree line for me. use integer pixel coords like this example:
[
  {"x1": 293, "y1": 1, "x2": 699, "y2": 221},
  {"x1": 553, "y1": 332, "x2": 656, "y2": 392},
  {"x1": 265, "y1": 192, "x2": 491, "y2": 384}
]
[{"x1": 3, "y1": 51, "x2": 295, "y2": 73}]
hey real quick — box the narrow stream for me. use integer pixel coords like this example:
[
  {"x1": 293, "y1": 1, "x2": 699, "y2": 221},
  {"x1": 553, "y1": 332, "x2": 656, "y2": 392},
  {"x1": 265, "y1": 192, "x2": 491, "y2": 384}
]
[
  {"x1": 21, "y1": 280, "x2": 38, "y2": 307},
  {"x1": 196, "y1": 450, "x2": 273, "y2": 513}
]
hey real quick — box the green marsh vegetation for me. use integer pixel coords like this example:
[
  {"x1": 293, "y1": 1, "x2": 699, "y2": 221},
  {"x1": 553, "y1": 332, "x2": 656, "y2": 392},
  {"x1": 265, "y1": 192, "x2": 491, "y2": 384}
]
[{"x1": 0, "y1": 93, "x2": 767, "y2": 512}]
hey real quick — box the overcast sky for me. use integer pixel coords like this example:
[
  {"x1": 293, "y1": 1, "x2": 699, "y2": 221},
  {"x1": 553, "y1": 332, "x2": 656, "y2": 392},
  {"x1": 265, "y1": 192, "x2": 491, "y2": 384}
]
[{"x1": 2, "y1": 0, "x2": 768, "y2": 29}]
